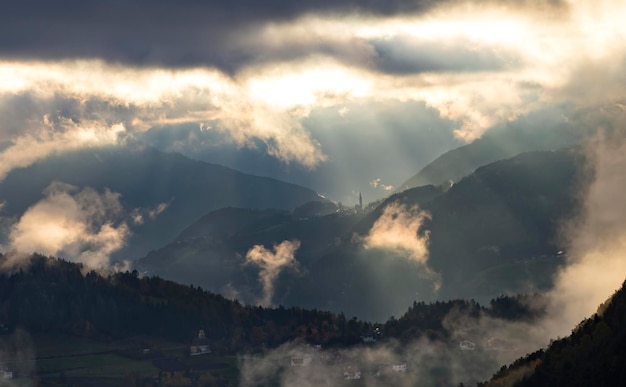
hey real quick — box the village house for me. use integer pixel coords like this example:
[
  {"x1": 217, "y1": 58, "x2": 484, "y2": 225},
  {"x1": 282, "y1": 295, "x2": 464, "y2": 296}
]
[
  {"x1": 361, "y1": 335, "x2": 376, "y2": 343},
  {"x1": 290, "y1": 355, "x2": 312, "y2": 367},
  {"x1": 1, "y1": 369, "x2": 13, "y2": 379},
  {"x1": 343, "y1": 366, "x2": 361, "y2": 380},
  {"x1": 459, "y1": 340, "x2": 476, "y2": 351},
  {"x1": 190, "y1": 329, "x2": 211, "y2": 356}
]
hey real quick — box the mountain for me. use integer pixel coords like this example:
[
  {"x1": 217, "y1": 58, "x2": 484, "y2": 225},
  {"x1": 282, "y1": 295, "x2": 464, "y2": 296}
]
[
  {"x1": 138, "y1": 148, "x2": 589, "y2": 321},
  {"x1": 482, "y1": 279, "x2": 626, "y2": 386},
  {"x1": 0, "y1": 145, "x2": 325, "y2": 260},
  {"x1": 424, "y1": 148, "x2": 587, "y2": 290},
  {"x1": 396, "y1": 124, "x2": 585, "y2": 192},
  {"x1": 286, "y1": 149, "x2": 586, "y2": 319},
  {"x1": 136, "y1": 206, "x2": 364, "y2": 305}
]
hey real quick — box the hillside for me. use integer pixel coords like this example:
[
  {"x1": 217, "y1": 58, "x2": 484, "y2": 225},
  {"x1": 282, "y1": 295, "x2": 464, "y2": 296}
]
[
  {"x1": 0, "y1": 254, "x2": 371, "y2": 349},
  {"x1": 0, "y1": 145, "x2": 325, "y2": 260},
  {"x1": 424, "y1": 149, "x2": 586, "y2": 293},
  {"x1": 483, "y1": 279, "x2": 626, "y2": 386},
  {"x1": 138, "y1": 148, "x2": 588, "y2": 321},
  {"x1": 136, "y1": 207, "x2": 365, "y2": 306},
  {"x1": 0, "y1": 254, "x2": 543, "y2": 386},
  {"x1": 396, "y1": 124, "x2": 584, "y2": 192}
]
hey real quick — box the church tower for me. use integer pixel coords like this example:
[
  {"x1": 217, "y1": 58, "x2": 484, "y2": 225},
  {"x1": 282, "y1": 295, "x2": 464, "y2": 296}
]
[{"x1": 358, "y1": 192, "x2": 363, "y2": 212}]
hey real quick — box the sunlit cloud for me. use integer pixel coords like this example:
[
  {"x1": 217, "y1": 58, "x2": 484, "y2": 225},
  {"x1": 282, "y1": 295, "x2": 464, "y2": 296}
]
[
  {"x1": 0, "y1": 117, "x2": 125, "y2": 181},
  {"x1": 148, "y1": 201, "x2": 170, "y2": 220},
  {"x1": 370, "y1": 178, "x2": 394, "y2": 191},
  {"x1": 245, "y1": 240, "x2": 301, "y2": 307},
  {"x1": 237, "y1": 0, "x2": 626, "y2": 139},
  {"x1": 243, "y1": 60, "x2": 372, "y2": 111},
  {"x1": 130, "y1": 200, "x2": 172, "y2": 225},
  {"x1": 5, "y1": 182, "x2": 130, "y2": 269},
  {"x1": 0, "y1": 60, "x2": 328, "y2": 168},
  {"x1": 365, "y1": 202, "x2": 431, "y2": 265}
]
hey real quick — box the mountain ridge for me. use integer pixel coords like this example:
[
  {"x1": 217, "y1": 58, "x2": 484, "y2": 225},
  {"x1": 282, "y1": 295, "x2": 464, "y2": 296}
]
[
  {"x1": 396, "y1": 124, "x2": 584, "y2": 192},
  {"x1": 138, "y1": 148, "x2": 588, "y2": 321},
  {"x1": 483, "y1": 279, "x2": 626, "y2": 386},
  {"x1": 0, "y1": 145, "x2": 325, "y2": 261}
]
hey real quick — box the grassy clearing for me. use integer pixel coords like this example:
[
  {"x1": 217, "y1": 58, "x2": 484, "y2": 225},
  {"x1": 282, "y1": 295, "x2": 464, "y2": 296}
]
[
  {"x1": 26, "y1": 334, "x2": 241, "y2": 385},
  {"x1": 32, "y1": 333, "x2": 115, "y2": 358}
]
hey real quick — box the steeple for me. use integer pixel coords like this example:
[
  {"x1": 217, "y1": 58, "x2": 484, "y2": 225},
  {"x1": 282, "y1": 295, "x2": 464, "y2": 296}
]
[{"x1": 359, "y1": 192, "x2": 363, "y2": 212}]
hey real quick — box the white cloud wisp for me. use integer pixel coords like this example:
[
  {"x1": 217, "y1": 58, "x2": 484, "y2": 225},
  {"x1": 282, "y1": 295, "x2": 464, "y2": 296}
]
[{"x1": 245, "y1": 240, "x2": 301, "y2": 307}]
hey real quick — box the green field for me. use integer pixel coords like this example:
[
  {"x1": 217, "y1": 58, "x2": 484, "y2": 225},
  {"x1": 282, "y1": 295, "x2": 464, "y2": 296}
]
[{"x1": 0, "y1": 333, "x2": 238, "y2": 386}]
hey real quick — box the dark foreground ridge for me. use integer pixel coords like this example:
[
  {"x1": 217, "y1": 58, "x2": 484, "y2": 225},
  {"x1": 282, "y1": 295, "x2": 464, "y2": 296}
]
[{"x1": 482, "y1": 278, "x2": 626, "y2": 386}]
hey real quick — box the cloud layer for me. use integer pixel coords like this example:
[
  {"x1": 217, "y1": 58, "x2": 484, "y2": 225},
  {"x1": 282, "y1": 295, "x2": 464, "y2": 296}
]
[
  {"x1": 0, "y1": 0, "x2": 566, "y2": 70},
  {"x1": 0, "y1": 0, "x2": 624, "y2": 182}
]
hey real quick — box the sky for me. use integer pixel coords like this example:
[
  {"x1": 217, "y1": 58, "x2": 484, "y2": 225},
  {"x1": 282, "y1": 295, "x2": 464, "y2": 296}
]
[{"x1": 1, "y1": 0, "x2": 625, "y2": 204}]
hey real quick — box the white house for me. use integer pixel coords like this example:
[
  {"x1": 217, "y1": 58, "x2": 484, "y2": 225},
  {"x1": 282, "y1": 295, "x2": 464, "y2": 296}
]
[
  {"x1": 290, "y1": 355, "x2": 312, "y2": 367},
  {"x1": 459, "y1": 340, "x2": 476, "y2": 351},
  {"x1": 343, "y1": 366, "x2": 361, "y2": 380},
  {"x1": 190, "y1": 329, "x2": 211, "y2": 356},
  {"x1": 361, "y1": 335, "x2": 377, "y2": 343}
]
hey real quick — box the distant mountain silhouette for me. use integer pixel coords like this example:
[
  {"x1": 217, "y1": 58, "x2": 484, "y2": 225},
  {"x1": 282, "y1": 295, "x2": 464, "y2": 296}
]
[
  {"x1": 396, "y1": 124, "x2": 584, "y2": 192},
  {"x1": 138, "y1": 148, "x2": 589, "y2": 321},
  {"x1": 0, "y1": 145, "x2": 325, "y2": 260}
]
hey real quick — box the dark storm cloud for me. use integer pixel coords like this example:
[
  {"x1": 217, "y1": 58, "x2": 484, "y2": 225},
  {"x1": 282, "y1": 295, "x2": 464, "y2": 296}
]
[{"x1": 0, "y1": 0, "x2": 566, "y2": 72}]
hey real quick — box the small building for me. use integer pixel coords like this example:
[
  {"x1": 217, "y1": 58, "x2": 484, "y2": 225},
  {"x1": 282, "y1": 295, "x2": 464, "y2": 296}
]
[
  {"x1": 459, "y1": 340, "x2": 476, "y2": 351},
  {"x1": 190, "y1": 329, "x2": 211, "y2": 356},
  {"x1": 0, "y1": 369, "x2": 13, "y2": 379},
  {"x1": 290, "y1": 355, "x2": 312, "y2": 367},
  {"x1": 391, "y1": 363, "x2": 407, "y2": 372},
  {"x1": 361, "y1": 335, "x2": 376, "y2": 343},
  {"x1": 361, "y1": 326, "x2": 381, "y2": 343},
  {"x1": 343, "y1": 366, "x2": 361, "y2": 380}
]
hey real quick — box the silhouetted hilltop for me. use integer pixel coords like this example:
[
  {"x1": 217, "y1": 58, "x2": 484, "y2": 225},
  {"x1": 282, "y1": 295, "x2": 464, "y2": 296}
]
[
  {"x1": 483, "y1": 279, "x2": 626, "y2": 386},
  {"x1": 396, "y1": 125, "x2": 584, "y2": 192}
]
